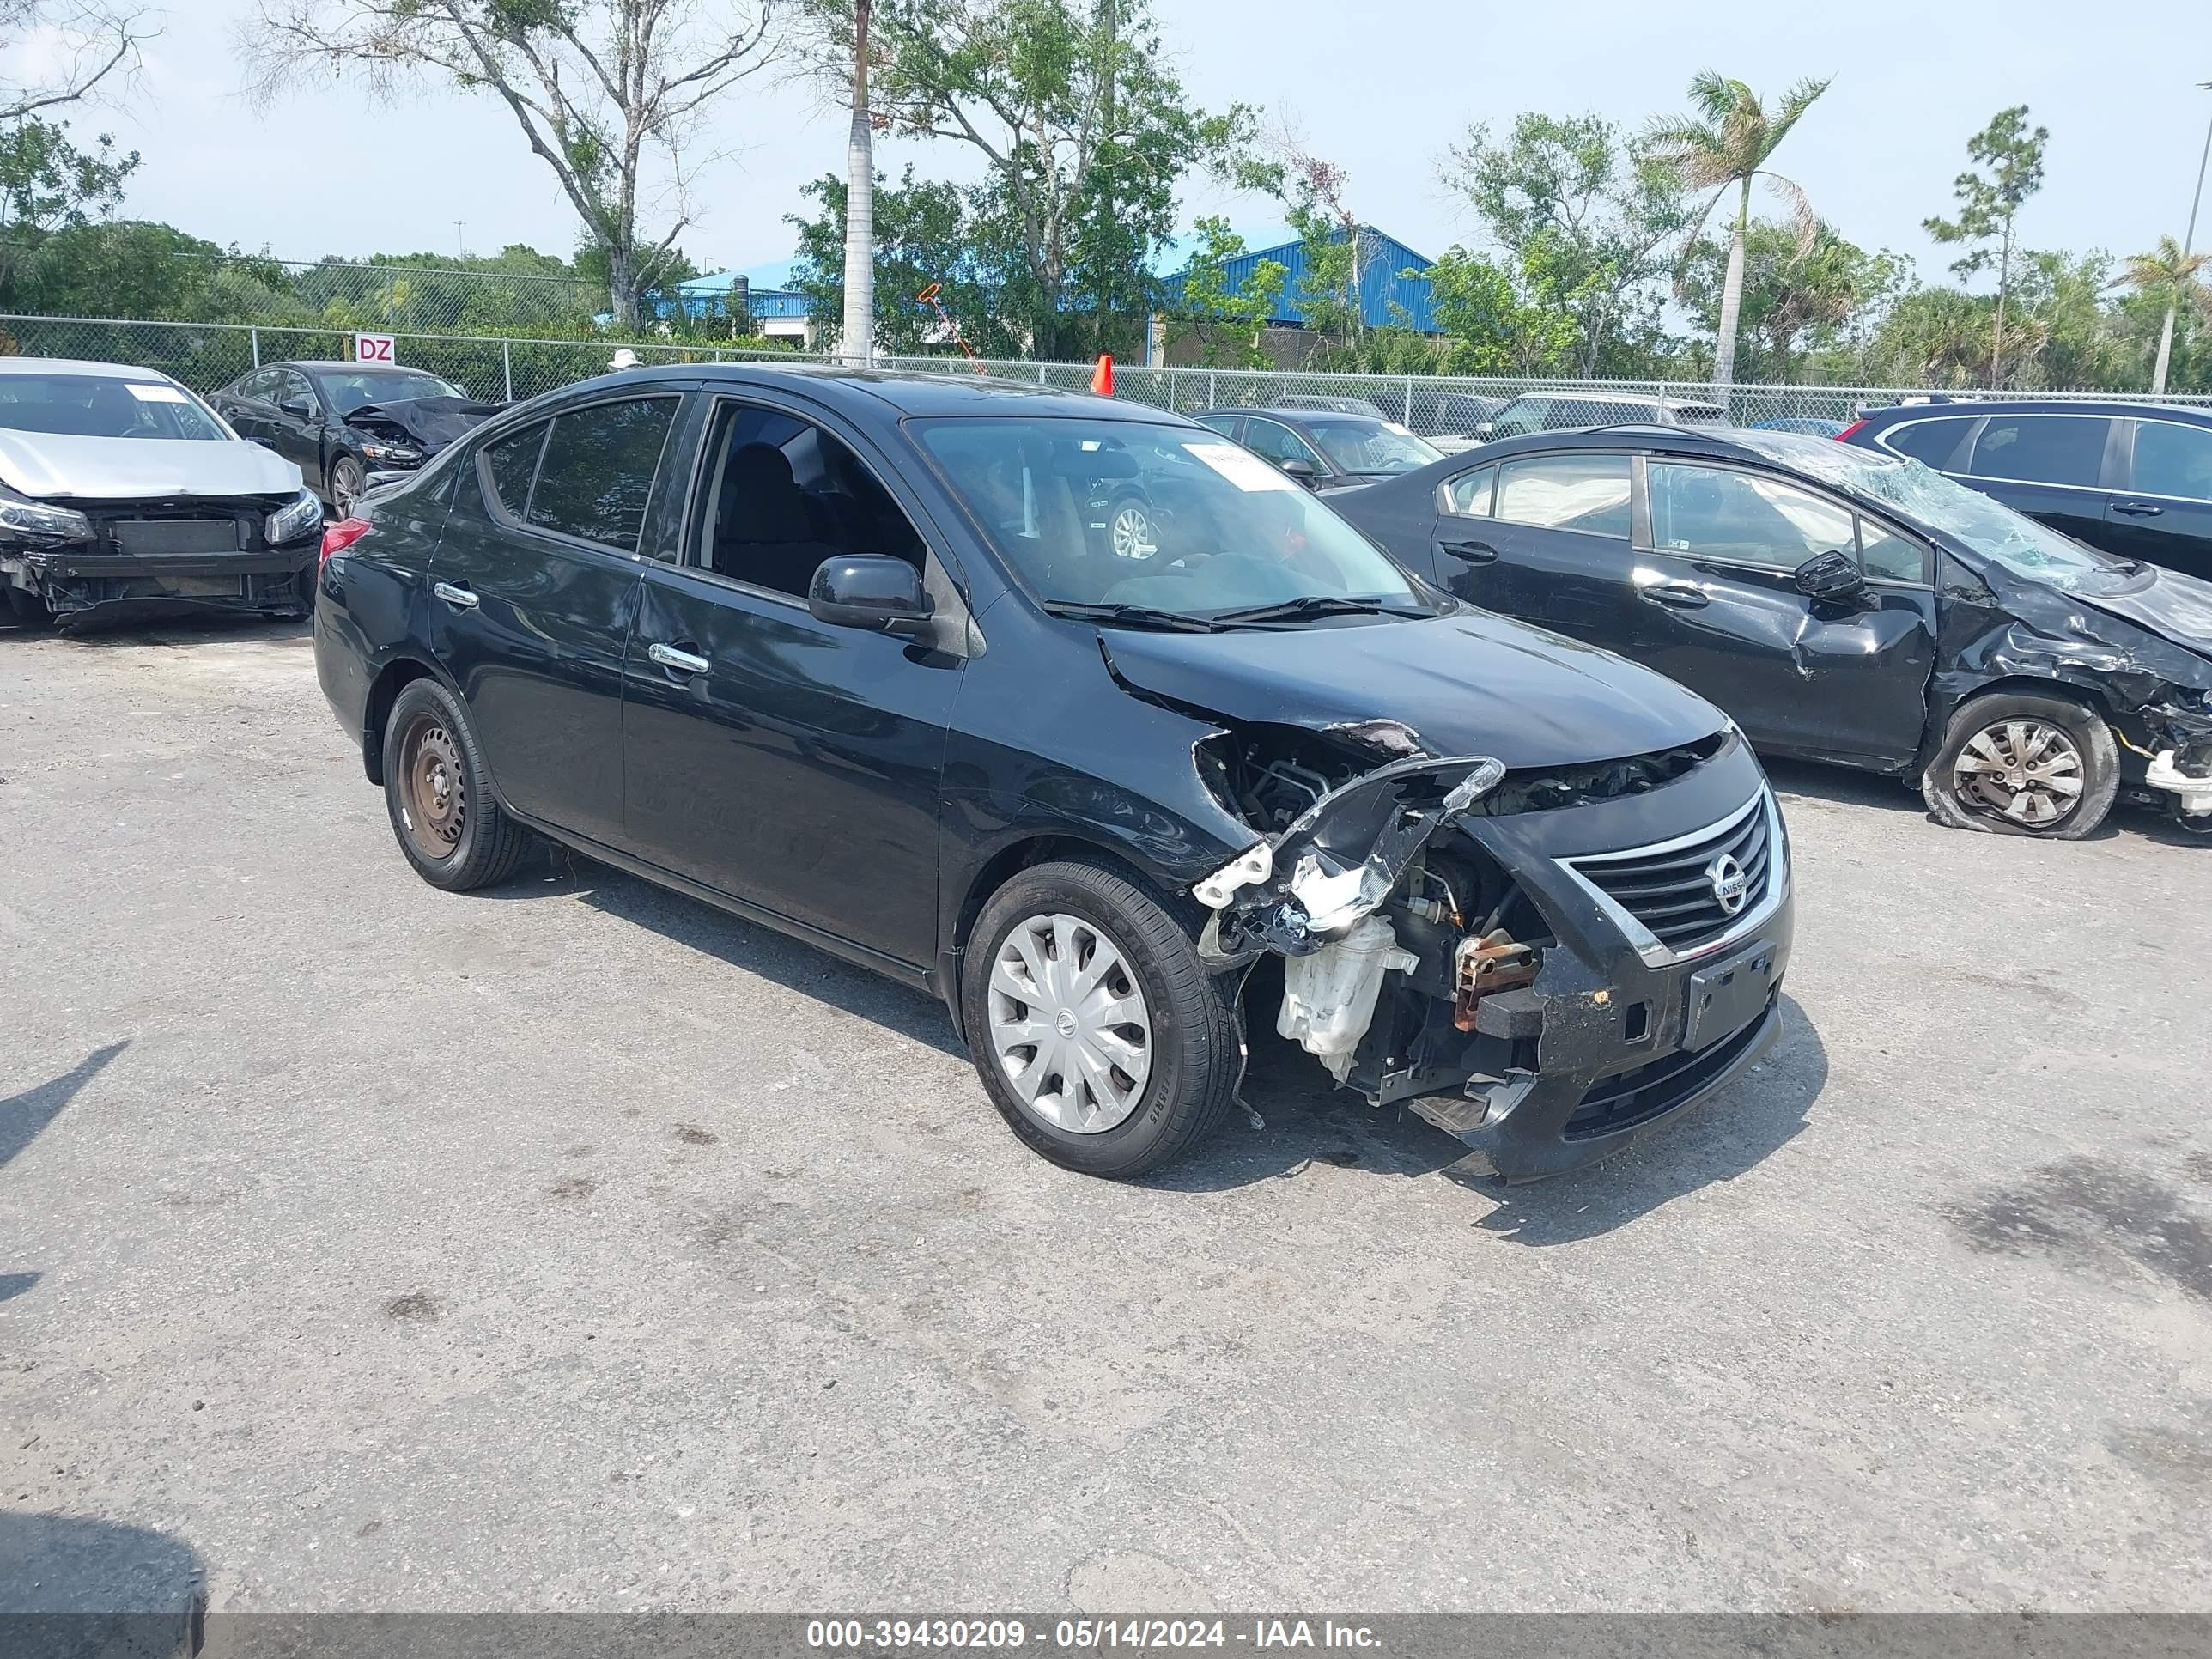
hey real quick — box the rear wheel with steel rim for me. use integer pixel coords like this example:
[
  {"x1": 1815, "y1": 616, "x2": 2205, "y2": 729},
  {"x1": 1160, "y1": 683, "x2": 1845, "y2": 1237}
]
[
  {"x1": 961, "y1": 857, "x2": 1238, "y2": 1177},
  {"x1": 328, "y1": 455, "x2": 365, "y2": 517},
  {"x1": 1923, "y1": 691, "x2": 2118, "y2": 840},
  {"x1": 380, "y1": 678, "x2": 532, "y2": 889},
  {"x1": 1108, "y1": 495, "x2": 1156, "y2": 559}
]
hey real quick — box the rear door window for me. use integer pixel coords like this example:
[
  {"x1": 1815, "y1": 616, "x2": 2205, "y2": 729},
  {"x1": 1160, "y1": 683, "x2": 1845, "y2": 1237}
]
[
  {"x1": 1495, "y1": 453, "x2": 1632, "y2": 538},
  {"x1": 1443, "y1": 465, "x2": 1496, "y2": 516},
  {"x1": 1878, "y1": 416, "x2": 1973, "y2": 470},
  {"x1": 1967, "y1": 414, "x2": 2111, "y2": 488},
  {"x1": 483, "y1": 422, "x2": 550, "y2": 518},
  {"x1": 525, "y1": 397, "x2": 679, "y2": 552},
  {"x1": 2130, "y1": 419, "x2": 2212, "y2": 501}
]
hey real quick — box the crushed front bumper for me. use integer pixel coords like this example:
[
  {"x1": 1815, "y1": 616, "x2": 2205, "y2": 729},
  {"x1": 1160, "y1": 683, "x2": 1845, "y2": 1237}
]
[{"x1": 3, "y1": 543, "x2": 316, "y2": 628}]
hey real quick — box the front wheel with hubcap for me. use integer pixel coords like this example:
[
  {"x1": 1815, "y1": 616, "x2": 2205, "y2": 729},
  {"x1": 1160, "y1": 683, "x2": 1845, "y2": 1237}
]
[
  {"x1": 1922, "y1": 692, "x2": 2118, "y2": 839},
  {"x1": 381, "y1": 678, "x2": 531, "y2": 889},
  {"x1": 328, "y1": 455, "x2": 366, "y2": 517},
  {"x1": 1107, "y1": 495, "x2": 1156, "y2": 559},
  {"x1": 961, "y1": 857, "x2": 1237, "y2": 1178}
]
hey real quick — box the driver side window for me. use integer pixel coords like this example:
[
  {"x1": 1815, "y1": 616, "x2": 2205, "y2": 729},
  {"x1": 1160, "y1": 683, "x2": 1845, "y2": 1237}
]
[
  {"x1": 1242, "y1": 418, "x2": 1322, "y2": 471},
  {"x1": 692, "y1": 401, "x2": 926, "y2": 601},
  {"x1": 1646, "y1": 463, "x2": 1854, "y2": 571}
]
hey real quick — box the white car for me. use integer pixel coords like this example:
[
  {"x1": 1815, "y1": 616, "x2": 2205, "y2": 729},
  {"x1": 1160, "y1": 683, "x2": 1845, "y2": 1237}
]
[{"x1": 0, "y1": 356, "x2": 324, "y2": 631}]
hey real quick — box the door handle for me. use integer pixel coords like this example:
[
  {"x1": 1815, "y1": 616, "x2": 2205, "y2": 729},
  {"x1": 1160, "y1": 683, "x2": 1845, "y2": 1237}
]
[
  {"x1": 1438, "y1": 539, "x2": 1498, "y2": 564},
  {"x1": 1642, "y1": 580, "x2": 1710, "y2": 609},
  {"x1": 432, "y1": 580, "x2": 479, "y2": 611},
  {"x1": 2111, "y1": 501, "x2": 2165, "y2": 517},
  {"x1": 647, "y1": 641, "x2": 709, "y2": 676}
]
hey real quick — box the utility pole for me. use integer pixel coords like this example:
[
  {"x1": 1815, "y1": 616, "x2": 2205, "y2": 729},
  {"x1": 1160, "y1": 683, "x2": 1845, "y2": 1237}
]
[
  {"x1": 455, "y1": 221, "x2": 466, "y2": 258},
  {"x1": 2153, "y1": 82, "x2": 2212, "y2": 397},
  {"x1": 840, "y1": 0, "x2": 875, "y2": 368}
]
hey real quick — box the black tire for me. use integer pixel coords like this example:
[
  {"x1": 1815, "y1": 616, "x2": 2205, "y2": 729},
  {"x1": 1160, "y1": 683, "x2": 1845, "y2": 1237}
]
[
  {"x1": 960, "y1": 856, "x2": 1239, "y2": 1179},
  {"x1": 327, "y1": 454, "x2": 366, "y2": 517},
  {"x1": 3, "y1": 587, "x2": 53, "y2": 631},
  {"x1": 380, "y1": 678, "x2": 531, "y2": 890},
  {"x1": 1922, "y1": 690, "x2": 2119, "y2": 840}
]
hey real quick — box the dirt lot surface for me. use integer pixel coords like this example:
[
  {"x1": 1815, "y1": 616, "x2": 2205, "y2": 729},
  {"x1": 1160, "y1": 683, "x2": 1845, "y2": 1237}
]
[{"x1": 3, "y1": 619, "x2": 2209, "y2": 1614}]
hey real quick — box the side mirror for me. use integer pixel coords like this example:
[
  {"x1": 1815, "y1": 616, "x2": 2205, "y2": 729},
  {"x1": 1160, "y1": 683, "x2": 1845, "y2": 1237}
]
[
  {"x1": 809, "y1": 555, "x2": 933, "y2": 636},
  {"x1": 279, "y1": 396, "x2": 314, "y2": 419},
  {"x1": 1794, "y1": 549, "x2": 1864, "y2": 601},
  {"x1": 1279, "y1": 459, "x2": 1318, "y2": 487}
]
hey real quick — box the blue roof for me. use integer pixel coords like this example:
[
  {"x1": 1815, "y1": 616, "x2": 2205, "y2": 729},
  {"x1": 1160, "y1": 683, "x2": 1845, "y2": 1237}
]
[
  {"x1": 1175, "y1": 224, "x2": 1439, "y2": 333},
  {"x1": 652, "y1": 276, "x2": 810, "y2": 323}
]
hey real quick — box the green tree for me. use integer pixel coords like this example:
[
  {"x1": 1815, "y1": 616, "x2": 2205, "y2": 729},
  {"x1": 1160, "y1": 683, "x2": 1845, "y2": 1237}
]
[
  {"x1": 243, "y1": 0, "x2": 779, "y2": 328},
  {"x1": 867, "y1": 0, "x2": 1258, "y2": 358},
  {"x1": 1923, "y1": 105, "x2": 2048, "y2": 386},
  {"x1": 787, "y1": 167, "x2": 1019, "y2": 357},
  {"x1": 2117, "y1": 234, "x2": 2209, "y2": 394},
  {"x1": 1169, "y1": 216, "x2": 1285, "y2": 368},
  {"x1": 1419, "y1": 246, "x2": 1571, "y2": 375},
  {"x1": 0, "y1": 116, "x2": 138, "y2": 302},
  {"x1": 1442, "y1": 112, "x2": 1686, "y2": 378},
  {"x1": 1675, "y1": 220, "x2": 1898, "y2": 382},
  {"x1": 1644, "y1": 70, "x2": 1832, "y2": 392}
]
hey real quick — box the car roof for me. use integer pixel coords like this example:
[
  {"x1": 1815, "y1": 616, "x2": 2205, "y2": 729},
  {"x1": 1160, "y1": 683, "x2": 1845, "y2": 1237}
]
[
  {"x1": 1449, "y1": 423, "x2": 1792, "y2": 465},
  {"x1": 1201, "y1": 406, "x2": 1394, "y2": 422},
  {"x1": 1505, "y1": 389, "x2": 1722, "y2": 409},
  {"x1": 269, "y1": 361, "x2": 440, "y2": 374},
  {"x1": 0, "y1": 356, "x2": 177, "y2": 383},
  {"x1": 559, "y1": 361, "x2": 1202, "y2": 424},
  {"x1": 1854, "y1": 397, "x2": 2212, "y2": 427}
]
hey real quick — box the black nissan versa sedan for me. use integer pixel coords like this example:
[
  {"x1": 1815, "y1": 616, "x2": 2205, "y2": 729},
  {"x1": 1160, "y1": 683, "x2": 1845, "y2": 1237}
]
[
  {"x1": 1329, "y1": 425, "x2": 2212, "y2": 840},
  {"x1": 313, "y1": 365, "x2": 1795, "y2": 1181}
]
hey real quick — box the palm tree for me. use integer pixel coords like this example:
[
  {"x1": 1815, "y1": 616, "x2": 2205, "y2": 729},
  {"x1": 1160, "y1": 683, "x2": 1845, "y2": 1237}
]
[
  {"x1": 2118, "y1": 235, "x2": 2210, "y2": 395},
  {"x1": 841, "y1": 0, "x2": 876, "y2": 367},
  {"x1": 1646, "y1": 71, "x2": 1832, "y2": 392}
]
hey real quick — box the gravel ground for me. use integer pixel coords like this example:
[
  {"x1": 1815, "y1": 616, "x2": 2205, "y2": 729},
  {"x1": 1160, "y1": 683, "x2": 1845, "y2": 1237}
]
[{"x1": 1, "y1": 617, "x2": 2208, "y2": 1616}]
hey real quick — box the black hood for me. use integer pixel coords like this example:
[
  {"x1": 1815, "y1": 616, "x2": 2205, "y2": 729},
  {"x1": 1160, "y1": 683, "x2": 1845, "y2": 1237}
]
[
  {"x1": 1099, "y1": 611, "x2": 1727, "y2": 769},
  {"x1": 344, "y1": 396, "x2": 507, "y2": 454},
  {"x1": 2068, "y1": 564, "x2": 2212, "y2": 675}
]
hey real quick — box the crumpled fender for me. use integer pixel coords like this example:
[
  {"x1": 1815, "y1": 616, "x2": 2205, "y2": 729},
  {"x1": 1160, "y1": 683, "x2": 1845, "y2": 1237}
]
[{"x1": 1195, "y1": 754, "x2": 1505, "y2": 966}]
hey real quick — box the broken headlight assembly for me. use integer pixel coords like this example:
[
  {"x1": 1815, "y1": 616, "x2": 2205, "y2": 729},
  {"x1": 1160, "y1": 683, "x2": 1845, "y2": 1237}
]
[
  {"x1": 357, "y1": 441, "x2": 422, "y2": 465},
  {"x1": 0, "y1": 485, "x2": 94, "y2": 543},
  {"x1": 264, "y1": 488, "x2": 324, "y2": 546}
]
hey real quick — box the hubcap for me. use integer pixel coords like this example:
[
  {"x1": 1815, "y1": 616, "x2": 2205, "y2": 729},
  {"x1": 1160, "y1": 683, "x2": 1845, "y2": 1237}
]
[
  {"x1": 1953, "y1": 718, "x2": 2085, "y2": 830},
  {"x1": 398, "y1": 714, "x2": 465, "y2": 859},
  {"x1": 333, "y1": 463, "x2": 362, "y2": 515},
  {"x1": 987, "y1": 912, "x2": 1152, "y2": 1133},
  {"x1": 1109, "y1": 503, "x2": 1155, "y2": 559}
]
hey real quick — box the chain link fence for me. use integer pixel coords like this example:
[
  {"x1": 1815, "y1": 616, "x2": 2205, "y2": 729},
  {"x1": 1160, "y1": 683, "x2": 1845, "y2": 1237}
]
[{"x1": 7, "y1": 313, "x2": 2209, "y2": 430}]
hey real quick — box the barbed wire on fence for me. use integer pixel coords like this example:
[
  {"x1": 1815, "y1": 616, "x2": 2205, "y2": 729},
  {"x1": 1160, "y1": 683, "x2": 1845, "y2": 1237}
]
[{"x1": 7, "y1": 313, "x2": 2210, "y2": 425}]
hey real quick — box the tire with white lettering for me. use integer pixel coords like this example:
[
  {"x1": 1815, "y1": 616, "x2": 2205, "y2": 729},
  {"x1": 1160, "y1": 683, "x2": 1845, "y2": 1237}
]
[
  {"x1": 1922, "y1": 691, "x2": 2118, "y2": 840},
  {"x1": 962, "y1": 857, "x2": 1238, "y2": 1178}
]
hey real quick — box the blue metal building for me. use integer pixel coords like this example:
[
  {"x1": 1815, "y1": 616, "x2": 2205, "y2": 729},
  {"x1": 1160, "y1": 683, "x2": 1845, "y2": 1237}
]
[{"x1": 1174, "y1": 225, "x2": 1440, "y2": 334}]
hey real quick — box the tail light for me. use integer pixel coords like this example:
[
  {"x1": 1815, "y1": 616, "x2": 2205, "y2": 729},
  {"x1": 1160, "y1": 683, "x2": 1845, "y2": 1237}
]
[
  {"x1": 1834, "y1": 418, "x2": 1867, "y2": 443},
  {"x1": 320, "y1": 517, "x2": 371, "y2": 565}
]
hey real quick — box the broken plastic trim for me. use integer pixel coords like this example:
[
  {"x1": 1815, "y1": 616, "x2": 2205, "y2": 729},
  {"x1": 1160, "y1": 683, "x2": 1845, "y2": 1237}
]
[{"x1": 1196, "y1": 754, "x2": 1506, "y2": 967}]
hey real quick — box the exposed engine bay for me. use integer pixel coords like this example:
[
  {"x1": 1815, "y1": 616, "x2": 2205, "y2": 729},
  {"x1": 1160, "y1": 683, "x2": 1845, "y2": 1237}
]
[{"x1": 1188, "y1": 720, "x2": 1743, "y2": 1115}]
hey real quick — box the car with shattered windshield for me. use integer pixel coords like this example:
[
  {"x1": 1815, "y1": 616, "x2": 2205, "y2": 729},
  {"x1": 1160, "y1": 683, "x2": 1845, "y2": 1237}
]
[
  {"x1": 0, "y1": 356, "x2": 323, "y2": 631},
  {"x1": 211, "y1": 361, "x2": 505, "y2": 516},
  {"x1": 1330, "y1": 425, "x2": 2212, "y2": 840},
  {"x1": 313, "y1": 366, "x2": 1794, "y2": 1181}
]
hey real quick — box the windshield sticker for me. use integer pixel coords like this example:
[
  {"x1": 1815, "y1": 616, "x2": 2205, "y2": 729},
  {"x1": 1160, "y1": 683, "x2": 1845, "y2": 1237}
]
[
  {"x1": 1183, "y1": 441, "x2": 1300, "y2": 492},
  {"x1": 124, "y1": 383, "x2": 191, "y2": 404}
]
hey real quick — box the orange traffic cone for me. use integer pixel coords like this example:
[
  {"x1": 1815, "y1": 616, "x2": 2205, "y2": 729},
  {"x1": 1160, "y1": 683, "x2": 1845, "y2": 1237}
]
[{"x1": 1091, "y1": 354, "x2": 1114, "y2": 396}]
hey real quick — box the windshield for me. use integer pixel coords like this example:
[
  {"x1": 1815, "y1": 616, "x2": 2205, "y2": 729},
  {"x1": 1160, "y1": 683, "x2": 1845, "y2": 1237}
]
[
  {"x1": 916, "y1": 417, "x2": 1425, "y2": 619},
  {"x1": 1302, "y1": 417, "x2": 1441, "y2": 475},
  {"x1": 1736, "y1": 431, "x2": 2135, "y2": 592},
  {"x1": 319, "y1": 369, "x2": 465, "y2": 415},
  {"x1": 0, "y1": 374, "x2": 228, "y2": 441}
]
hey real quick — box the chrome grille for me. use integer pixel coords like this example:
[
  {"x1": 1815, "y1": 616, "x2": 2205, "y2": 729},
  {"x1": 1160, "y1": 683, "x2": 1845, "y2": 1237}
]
[{"x1": 1564, "y1": 794, "x2": 1772, "y2": 956}]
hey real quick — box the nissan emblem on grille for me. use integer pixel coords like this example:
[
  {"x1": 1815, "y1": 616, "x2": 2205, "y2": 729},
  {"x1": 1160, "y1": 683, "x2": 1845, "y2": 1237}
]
[{"x1": 1705, "y1": 853, "x2": 1750, "y2": 915}]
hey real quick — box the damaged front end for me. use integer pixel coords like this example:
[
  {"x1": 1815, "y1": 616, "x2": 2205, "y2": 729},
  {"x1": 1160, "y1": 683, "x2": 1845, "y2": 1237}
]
[
  {"x1": 1188, "y1": 720, "x2": 1790, "y2": 1181},
  {"x1": 1, "y1": 488, "x2": 320, "y2": 630},
  {"x1": 345, "y1": 398, "x2": 506, "y2": 490}
]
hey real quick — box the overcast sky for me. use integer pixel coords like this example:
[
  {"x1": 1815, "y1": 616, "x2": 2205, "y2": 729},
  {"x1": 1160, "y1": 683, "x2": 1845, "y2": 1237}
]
[{"x1": 83, "y1": 0, "x2": 2212, "y2": 287}]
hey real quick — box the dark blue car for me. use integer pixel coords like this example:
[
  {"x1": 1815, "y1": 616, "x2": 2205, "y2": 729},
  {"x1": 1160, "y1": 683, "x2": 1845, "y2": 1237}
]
[{"x1": 312, "y1": 365, "x2": 1795, "y2": 1182}]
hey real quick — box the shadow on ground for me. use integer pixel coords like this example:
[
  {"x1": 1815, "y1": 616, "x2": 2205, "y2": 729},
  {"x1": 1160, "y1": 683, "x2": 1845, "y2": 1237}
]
[
  {"x1": 0, "y1": 1510, "x2": 206, "y2": 1655},
  {"x1": 3, "y1": 1042, "x2": 129, "y2": 1316},
  {"x1": 470, "y1": 849, "x2": 1825, "y2": 1230}
]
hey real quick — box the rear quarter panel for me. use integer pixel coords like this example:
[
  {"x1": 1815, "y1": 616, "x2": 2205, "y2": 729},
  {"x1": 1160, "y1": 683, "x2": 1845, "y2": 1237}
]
[{"x1": 313, "y1": 470, "x2": 454, "y2": 763}]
